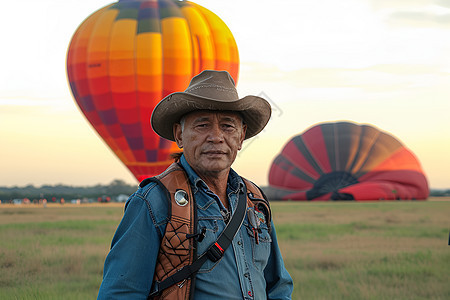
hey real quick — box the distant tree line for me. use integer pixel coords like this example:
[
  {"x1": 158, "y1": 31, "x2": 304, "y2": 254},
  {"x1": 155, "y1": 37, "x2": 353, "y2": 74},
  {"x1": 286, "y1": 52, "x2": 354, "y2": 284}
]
[
  {"x1": 429, "y1": 189, "x2": 450, "y2": 197},
  {"x1": 0, "y1": 179, "x2": 137, "y2": 201},
  {"x1": 1, "y1": 180, "x2": 447, "y2": 202}
]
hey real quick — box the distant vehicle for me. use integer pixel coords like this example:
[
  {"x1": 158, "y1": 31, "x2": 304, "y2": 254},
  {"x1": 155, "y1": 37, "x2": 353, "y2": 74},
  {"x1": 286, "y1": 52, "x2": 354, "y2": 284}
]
[
  {"x1": 116, "y1": 194, "x2": 129, "y2": 202},
  {"x1": 98, "y1": 196, "x2": 111, "y2": 203},
  {"x1": 12, "y1": 199, "x2": 22, "y2": 204}
]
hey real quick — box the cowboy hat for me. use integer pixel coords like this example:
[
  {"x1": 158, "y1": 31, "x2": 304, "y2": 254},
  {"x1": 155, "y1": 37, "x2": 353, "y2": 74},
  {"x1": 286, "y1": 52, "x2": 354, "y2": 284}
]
[{"x1": 151, "y1": 70, "x2": 271, "y2": 141}]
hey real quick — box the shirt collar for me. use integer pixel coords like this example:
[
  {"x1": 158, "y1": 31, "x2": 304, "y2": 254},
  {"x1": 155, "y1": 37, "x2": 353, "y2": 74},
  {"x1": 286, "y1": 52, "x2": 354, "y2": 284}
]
[{"x1": 179, "y1": 154, "x2": 244, "y2": 195}]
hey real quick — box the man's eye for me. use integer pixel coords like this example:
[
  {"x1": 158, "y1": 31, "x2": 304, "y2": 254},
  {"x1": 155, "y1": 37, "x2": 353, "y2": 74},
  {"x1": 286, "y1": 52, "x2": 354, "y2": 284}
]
[{"x1": 222, "y1": 124, "x2": 235, "y2": 130}]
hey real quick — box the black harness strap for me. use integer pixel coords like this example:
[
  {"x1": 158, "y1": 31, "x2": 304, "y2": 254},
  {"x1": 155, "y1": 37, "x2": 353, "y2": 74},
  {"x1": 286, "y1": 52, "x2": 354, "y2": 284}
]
[{"x1": 148, "y1": 184, "x2": 248, "y2": 298}]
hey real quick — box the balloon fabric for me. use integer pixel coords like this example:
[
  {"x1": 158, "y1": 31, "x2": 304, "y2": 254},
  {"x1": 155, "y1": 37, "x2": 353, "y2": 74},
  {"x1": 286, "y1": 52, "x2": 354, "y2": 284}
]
[
  {"x1": 268, "y1": 122, "x2": 429, "y2": 201},
  {"x1": 67, "y1": 0, "x2": 239, "y2": 181}
]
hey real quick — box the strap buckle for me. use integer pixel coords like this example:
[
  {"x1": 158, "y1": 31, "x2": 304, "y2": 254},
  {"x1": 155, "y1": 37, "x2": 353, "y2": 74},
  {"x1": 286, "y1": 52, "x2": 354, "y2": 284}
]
[
  {"x1": 206, "y1": 242, "x2": 224, "y2": 262},
  {"x1": 186, "y1": 227, "x2": 206, "y2": 242},
  {"x1": 148, "y1": 281, "x2": 161, "y2": 298}
]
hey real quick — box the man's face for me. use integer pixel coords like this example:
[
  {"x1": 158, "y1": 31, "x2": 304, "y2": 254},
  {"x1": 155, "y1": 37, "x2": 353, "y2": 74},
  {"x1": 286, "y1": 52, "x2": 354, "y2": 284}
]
[{"x1": 173, "y1": 111, "x2": 247, "y2": 177}]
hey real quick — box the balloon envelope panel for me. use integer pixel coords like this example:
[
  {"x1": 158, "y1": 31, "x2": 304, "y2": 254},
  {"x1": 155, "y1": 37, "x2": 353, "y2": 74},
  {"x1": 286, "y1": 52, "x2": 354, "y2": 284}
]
[
  {"x1": 67, "y1": 0, "x2": 239, "y2": 181},
  {"x1": 268, "y1": 122, "x2": 429, "y2": 201}
]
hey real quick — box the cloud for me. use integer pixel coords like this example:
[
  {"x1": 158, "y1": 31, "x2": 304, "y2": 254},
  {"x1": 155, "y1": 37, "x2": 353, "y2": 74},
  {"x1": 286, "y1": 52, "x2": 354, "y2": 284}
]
[
  {"x1": 371, "y1": 0, "x2": 441, "y2": 10},
  {"x1": 436, "y1": 0, "x2": 450, "y2": 9},
  {"x1": 388, "y1": 11, "x2": 450, "y2": 27},
  {"x1": 369, "y1": 0, "x2": 450, "y2": 27},
  {"x1": 0, "y1": 95, "x2": 77, "y2": 117},
  {"x1": 0, "y1": 98, "x2": 55, "y2": 107}
]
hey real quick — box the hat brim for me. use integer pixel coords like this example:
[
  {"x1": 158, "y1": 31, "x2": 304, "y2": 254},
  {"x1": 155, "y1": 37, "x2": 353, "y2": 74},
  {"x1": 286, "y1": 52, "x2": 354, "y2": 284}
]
[{"x1": 151, "y1": 92, "x2": 271, "y2": 141}]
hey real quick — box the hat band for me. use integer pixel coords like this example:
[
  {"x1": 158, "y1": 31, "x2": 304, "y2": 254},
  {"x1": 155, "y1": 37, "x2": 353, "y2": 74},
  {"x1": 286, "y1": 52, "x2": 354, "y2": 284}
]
[{"x1": 185, "y1": 84, "x2": 239, "y2": 100}]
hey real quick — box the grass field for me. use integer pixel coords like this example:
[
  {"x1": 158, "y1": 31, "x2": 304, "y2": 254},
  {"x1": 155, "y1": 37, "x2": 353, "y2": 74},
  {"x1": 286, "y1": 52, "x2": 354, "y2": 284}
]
[{"x1": 0, "y1": 199, "x2": 449, "y2": 299}]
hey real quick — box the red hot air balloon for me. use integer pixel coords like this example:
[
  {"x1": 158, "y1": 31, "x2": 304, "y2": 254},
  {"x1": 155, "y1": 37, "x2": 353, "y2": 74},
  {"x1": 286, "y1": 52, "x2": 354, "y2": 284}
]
[
  {"x1": 268, "y1": 122, "x2": 429, "y2": 201},
  {"x1": 66, "y1": 0, "x2": 239, "y2": 181}
]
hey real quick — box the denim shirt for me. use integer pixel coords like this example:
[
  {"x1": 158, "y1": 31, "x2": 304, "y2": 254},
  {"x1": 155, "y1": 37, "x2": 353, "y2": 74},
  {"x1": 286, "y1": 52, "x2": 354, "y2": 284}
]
[{"x1": 97, "y1": 155, "x2": 293, "y2": 299}]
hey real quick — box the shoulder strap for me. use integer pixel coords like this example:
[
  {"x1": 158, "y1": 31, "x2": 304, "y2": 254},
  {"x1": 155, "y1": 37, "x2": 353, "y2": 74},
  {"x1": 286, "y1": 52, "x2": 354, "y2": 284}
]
[
  {"x1": 144, "y1": 163, "x2": 196, "y2": 300},
  {"x1": 149, "y1": 175, "x2": 248, "y2": 299}
]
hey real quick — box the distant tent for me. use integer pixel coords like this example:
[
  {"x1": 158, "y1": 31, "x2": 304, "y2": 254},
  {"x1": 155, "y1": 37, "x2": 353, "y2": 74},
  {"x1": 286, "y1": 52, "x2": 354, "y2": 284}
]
[{"x1": 268, "y1": 122, "x2": 429, "y2": 201}]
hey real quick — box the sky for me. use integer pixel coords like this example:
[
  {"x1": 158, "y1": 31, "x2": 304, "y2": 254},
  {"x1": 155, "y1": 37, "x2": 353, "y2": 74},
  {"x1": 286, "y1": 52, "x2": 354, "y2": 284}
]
[{"x1": 1, "y1": 0, "x2": 449, "y2": 189}]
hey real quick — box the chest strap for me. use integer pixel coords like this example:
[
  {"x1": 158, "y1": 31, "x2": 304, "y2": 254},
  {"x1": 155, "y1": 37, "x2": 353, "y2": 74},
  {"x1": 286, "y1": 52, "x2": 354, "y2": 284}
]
[
  {"x1": 149, "y1": 178, "x2": 248, "y2": 298},
  {"x1": 144, "y1": 163, "x2": 271, "y2": 299}
]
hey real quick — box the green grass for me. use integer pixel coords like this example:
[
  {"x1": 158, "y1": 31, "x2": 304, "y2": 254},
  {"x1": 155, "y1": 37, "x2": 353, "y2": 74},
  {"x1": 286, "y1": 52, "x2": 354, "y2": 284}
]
[
  {"x1": 273, "y1": 201, "x2": 450, "y2": 300},
  {"x1": 0, "y1": 205, "x2": 122, "y2": 299},
  {"x1": 0, "y1": 201, "x2": 449, "y2": 299}
]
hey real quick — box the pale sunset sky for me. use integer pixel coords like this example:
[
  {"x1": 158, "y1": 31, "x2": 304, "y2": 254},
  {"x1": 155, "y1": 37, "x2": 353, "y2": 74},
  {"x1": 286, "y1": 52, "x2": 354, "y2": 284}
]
[{"x1": 1, "y1": 0, "x2": 449, "y2": 189}]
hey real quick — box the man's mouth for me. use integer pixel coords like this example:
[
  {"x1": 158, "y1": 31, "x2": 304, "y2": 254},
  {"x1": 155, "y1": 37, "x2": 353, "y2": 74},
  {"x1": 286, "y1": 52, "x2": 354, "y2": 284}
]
[{"x1": 202, "y1": 150, "x2": 227, "y2": 156}]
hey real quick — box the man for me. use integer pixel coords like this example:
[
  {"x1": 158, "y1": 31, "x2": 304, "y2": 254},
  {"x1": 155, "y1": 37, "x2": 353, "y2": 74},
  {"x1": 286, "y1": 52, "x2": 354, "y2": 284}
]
[{"x1": 97, "y1": 70, "x2": 293, "y2": 299}]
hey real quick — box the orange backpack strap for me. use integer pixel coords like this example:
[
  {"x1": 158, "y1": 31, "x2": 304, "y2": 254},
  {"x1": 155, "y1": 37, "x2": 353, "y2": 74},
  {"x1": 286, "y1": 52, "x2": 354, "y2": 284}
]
[
  {"x1": 242, "y1": 177, "x2": 272, "y2": 232},
  {"x1": 143, "y1": 162, "x2": 197, "y2": 300}
]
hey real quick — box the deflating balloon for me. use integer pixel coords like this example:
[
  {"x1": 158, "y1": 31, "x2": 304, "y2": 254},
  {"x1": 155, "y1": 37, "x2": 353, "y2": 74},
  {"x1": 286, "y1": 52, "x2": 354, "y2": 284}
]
[
  {"x1": 67, "y1": 0, "x2": 239, "y2": 181},
  {"x1": 268, "y1": 122, "x2": 429, "y2": 201}
]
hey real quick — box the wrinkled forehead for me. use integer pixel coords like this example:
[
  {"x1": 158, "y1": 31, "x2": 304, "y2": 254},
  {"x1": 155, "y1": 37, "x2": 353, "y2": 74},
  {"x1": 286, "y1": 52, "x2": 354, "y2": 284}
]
[{"x1": 180, "y1": 110, "x2": 244, "y2": 124}]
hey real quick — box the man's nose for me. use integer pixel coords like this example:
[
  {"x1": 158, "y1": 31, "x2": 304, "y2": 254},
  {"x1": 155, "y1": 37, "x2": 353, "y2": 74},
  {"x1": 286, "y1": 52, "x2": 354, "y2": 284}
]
[{"x1": 206, "y1": 123, "x2": 224, "y2": 142}]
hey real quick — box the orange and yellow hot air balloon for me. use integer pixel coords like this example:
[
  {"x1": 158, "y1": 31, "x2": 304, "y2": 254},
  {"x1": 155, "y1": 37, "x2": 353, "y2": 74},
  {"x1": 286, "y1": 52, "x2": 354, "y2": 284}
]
[{"x1": 66, "y1": 0, "x2": 239, "y2": 181}]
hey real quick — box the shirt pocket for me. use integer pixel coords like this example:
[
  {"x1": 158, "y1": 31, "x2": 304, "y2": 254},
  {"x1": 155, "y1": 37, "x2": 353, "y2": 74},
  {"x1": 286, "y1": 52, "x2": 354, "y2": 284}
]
[
  {"x1": 245, "y1": 222, "x2": 272, "y2": 271},
  {"x1": 196, "y1": 217, "x2": 223, "y2": 273}
]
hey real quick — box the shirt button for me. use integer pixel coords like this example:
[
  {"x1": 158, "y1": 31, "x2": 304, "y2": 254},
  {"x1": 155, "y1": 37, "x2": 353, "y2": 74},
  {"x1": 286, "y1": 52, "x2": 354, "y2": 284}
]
[{"x1": 237, "y1": 241, "x2": 242, "y2": 245}]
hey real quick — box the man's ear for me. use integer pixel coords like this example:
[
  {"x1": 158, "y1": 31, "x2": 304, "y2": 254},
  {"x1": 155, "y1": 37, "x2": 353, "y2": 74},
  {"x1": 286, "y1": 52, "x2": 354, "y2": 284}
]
[
  {"x1": 238, "y1": 124, "x2": 247, "y2": 150},
  {"x1": 173, "y1": 123, "x2": 183, "y2": 148}
]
